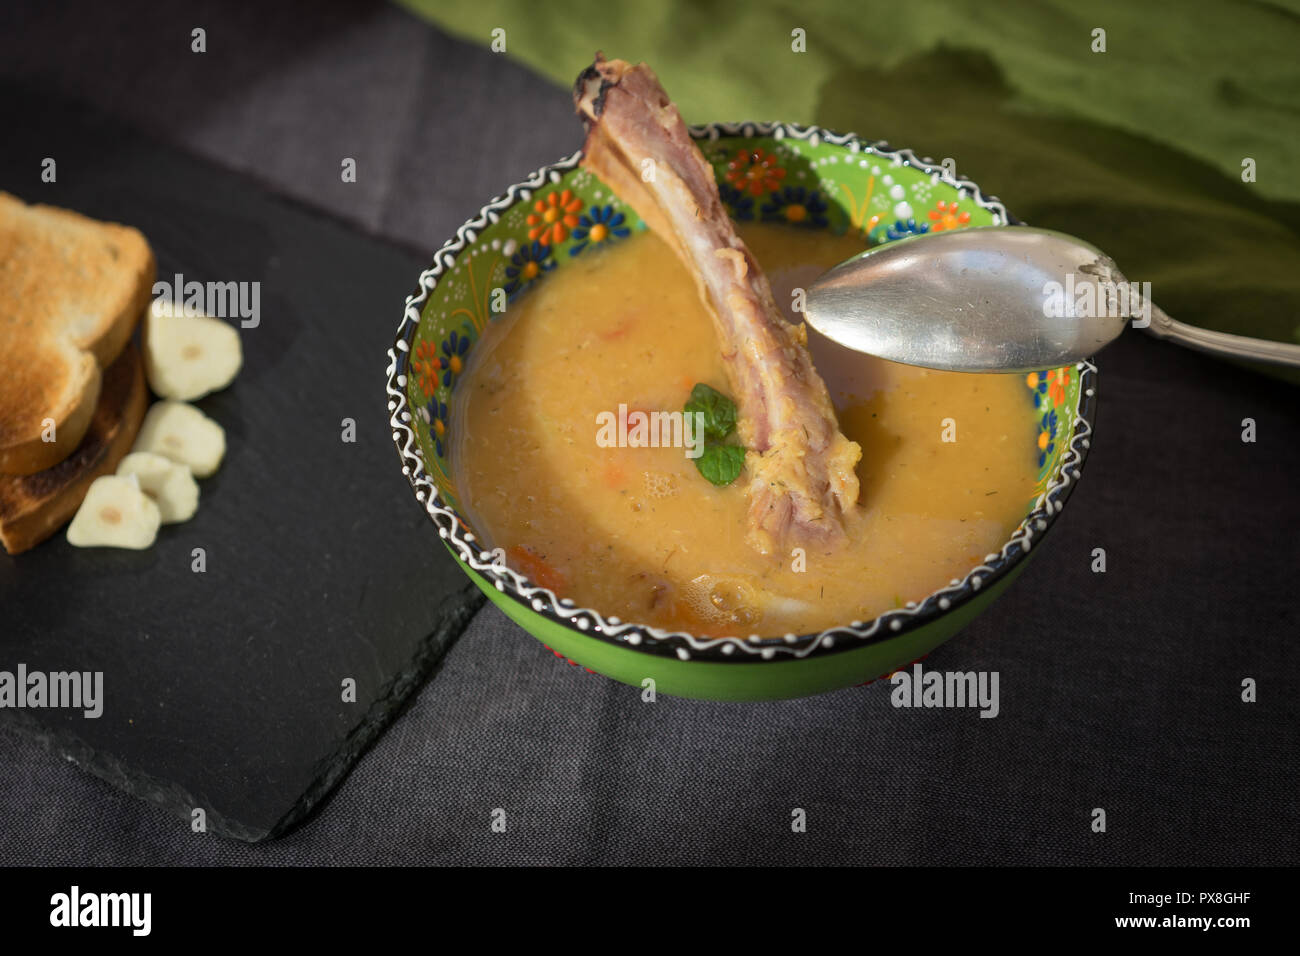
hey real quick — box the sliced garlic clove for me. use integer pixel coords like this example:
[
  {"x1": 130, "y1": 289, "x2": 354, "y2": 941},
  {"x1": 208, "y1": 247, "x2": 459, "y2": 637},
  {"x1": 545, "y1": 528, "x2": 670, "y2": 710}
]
[
  {"x1": 116, "y1": 451, "x2": 199, "y2": 523},
  {"x1": 67, "y1": 474, "x2": 161, "y2": 549},
  {"x1": 133, "y1": 401, "x2": 226, "y2": 478},
  {"x1": 144, "y1": 300, "x2": 243, "y2": 401}
]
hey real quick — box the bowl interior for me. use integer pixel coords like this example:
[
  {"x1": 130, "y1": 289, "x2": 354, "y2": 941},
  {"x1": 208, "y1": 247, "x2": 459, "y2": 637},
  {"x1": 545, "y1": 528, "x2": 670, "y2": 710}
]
[{"x1": 389, "y1": 123, "x2": 1090, "y2": 662}]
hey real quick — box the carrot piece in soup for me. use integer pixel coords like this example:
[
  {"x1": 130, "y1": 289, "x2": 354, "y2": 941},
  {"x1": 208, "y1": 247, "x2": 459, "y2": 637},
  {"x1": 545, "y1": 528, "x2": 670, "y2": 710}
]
[
  {"x1": 601, "y1": 461, "x2": 627, "y2": 489},
  {"x1": 506, "y1": 545, "x2": 567, "y2": 593},
  {"x1": 598, "y1": 319, "x2": 634, "y2": 341}
]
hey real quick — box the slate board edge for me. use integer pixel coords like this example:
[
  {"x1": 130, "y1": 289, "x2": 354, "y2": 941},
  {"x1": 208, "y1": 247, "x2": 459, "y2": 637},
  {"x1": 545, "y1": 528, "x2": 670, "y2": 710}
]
[
  {"x1": 2, "y1": 707, "x2": 267, "y2": 844},
  {"x1": 2, "y1": 583, "x2": 485, "y2": 845},
  {"x1": 263, "y1": 581, "x2": 486, "y2": 842}
]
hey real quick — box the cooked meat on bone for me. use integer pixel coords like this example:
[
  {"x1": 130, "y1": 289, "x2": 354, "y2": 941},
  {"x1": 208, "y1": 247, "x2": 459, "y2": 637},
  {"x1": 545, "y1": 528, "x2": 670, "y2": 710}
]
[{"x1": 573, "y1": 53, "x2": 862, "y2": 554}]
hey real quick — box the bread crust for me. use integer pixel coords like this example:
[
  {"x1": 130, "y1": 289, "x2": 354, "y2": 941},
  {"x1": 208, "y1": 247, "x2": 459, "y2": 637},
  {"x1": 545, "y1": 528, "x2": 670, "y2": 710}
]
[
  {"x1": 0, "y1": 343, "x2": 148, "y2": 554},
  {"x1": 0, "y1": 193, "x2": 154, "y2": 474}
]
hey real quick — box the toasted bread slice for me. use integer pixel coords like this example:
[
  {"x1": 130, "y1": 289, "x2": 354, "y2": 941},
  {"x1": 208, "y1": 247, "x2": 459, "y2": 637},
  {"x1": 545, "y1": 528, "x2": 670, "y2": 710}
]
[
  {"x1": 0, "y1": 192, "x2": 154, "y2": 474},
  {"x1": 0, "y1": 342, "x2": 147, "y2": 554}
]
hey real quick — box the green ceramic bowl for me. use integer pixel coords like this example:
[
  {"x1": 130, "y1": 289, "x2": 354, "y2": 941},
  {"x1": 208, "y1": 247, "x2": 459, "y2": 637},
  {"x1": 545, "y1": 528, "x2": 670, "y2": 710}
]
[{"x1": 386, "y1": 121, "x2": 1096, "y2": 701}]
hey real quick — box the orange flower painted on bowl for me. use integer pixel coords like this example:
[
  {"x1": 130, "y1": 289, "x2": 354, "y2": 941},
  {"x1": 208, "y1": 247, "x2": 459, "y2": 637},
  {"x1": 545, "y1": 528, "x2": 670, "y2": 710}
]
[
  {"x1": 1047, "y1": 366, "x2": 1070, "y2": 407},
  {"x1": 725, "y1": 147, "x2": 786, "y2": 197},
  {"x1": 412, "y1": 339, "x2": 441, "y2": 396},
  {"x1": 527, "y1": 189, "x2": 583, "y2": 246},
  {"x1": 928, "y1": 200, "x2": 971, "y2": 232}
]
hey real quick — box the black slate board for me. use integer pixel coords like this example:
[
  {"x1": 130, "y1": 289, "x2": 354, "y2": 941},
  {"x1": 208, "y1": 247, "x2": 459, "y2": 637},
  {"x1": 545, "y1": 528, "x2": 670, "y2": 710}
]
[{"x1": 0, "y1": 82, "x2": 484, "y2": 841}]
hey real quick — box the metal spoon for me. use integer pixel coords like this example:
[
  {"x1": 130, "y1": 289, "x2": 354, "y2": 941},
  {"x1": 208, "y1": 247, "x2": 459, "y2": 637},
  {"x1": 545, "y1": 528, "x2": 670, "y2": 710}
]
[{"x1": 804, "y1": 225, "x2": 1300, "y2": 372}]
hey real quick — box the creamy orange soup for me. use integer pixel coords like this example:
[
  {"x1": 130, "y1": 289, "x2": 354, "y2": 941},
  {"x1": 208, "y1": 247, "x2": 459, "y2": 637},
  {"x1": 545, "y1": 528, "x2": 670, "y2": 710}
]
[{"x1": 451, "y1": 224, "x2": 1037, "y2": 636}]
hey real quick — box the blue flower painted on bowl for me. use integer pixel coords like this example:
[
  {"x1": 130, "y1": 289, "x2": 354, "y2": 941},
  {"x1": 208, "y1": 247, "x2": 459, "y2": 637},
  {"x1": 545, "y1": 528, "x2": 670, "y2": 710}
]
[
  {"x1": 419, "y1": 397, "x2": 450, "y2": 457},
  {"x1": 570, "y1": 205, "x2": 630, "y2": 256},
  {"x1": 440, "y1": 330, "x2": 470, "y2": 387},
  {"x1": 1037, "y1": 409, "x2": 1059, "y2": 468},
  {"x1": 884, "y1": 218, "x2": 930, "y2": 242},
  {"x1": 718, "y1": 182, "x2": 756, "y2": 222},
  {"x1": 504, "y1": 240, "x2": 555, "y2": 297},
  {"x1": 1026, "y1": 370, "x2": 1050, "y2": 409},
  {"x1": 760, "y1": 186, "x2": 829, "y2": 228}
]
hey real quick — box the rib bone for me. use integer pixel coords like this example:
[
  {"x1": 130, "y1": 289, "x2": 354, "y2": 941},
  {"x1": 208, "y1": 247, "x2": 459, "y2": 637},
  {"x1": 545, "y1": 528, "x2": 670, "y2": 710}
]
[{"x1": 573, "y1": 54, "x2": 862, "y2": 554}]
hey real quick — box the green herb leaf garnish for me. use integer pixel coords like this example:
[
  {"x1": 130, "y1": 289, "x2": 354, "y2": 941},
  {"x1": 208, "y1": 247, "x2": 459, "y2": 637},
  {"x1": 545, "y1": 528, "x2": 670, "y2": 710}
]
[
  {"x1": 684, "y1": 383, "x2": 746, "y2": 487},
  {"x1": 684, "y1": 382, "x2": 738, "y2": 442},
  {"x1": 695, "y1": 442, "x2": 746, "y2": 487}
]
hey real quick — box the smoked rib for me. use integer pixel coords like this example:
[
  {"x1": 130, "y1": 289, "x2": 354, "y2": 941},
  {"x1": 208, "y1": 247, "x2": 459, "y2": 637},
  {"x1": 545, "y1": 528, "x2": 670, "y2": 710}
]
[{"x1": 573, "y1": 54, "x2": 862, "y2": 554}]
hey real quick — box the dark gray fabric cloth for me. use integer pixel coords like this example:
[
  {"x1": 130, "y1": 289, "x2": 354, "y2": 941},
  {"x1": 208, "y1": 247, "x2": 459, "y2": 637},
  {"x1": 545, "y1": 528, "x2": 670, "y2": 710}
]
[{"x1": 1, "y1": 0, "x2": 1297, "y2": 866}]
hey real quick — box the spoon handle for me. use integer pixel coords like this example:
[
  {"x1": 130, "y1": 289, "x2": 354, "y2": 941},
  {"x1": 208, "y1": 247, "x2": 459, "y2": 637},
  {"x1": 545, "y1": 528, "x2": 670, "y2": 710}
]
[{"x1": 1145, "y1": 305, "x2": 1300, "y2": 369}]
